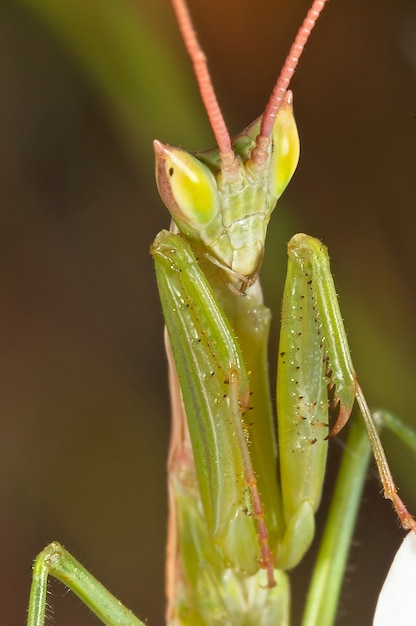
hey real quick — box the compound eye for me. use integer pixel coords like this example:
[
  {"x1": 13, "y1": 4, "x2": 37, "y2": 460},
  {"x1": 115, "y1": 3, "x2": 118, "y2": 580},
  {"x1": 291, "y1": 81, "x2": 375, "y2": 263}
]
[
  {"x1": 269, "y1": 93, "x2": 300, "y2": 201},
  {"x1": 154, "y1": 140, "x2": 220, "y2": 241}
]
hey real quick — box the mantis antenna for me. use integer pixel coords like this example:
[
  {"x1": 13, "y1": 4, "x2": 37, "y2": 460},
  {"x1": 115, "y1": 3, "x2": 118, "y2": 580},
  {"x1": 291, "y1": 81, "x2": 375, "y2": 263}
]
[
  {"x1": 253, "y1": 0, "x2": 328, "y2": 166},
  {"x1": 169, "y1": 0, "x2": 329, "y2": 171},
  {"x1": 169, "y1": 0, "x2": 238, "y2": 175}
]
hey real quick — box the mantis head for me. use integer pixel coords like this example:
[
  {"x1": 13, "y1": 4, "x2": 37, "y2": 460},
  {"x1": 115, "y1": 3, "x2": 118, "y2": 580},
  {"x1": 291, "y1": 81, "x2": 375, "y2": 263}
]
[{"x1": 154, "y1": 92, "x2": 299, "y2": 288}]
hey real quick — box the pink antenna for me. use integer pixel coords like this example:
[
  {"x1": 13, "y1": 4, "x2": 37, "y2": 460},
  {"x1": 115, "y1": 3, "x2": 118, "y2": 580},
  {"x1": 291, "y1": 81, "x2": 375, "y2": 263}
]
[
  {"x1": 170, "y1": 0, "x2": 239, "y2": 175},
  {"x1": 252, "y1": 0, "x2": 328, "y2": 166}
]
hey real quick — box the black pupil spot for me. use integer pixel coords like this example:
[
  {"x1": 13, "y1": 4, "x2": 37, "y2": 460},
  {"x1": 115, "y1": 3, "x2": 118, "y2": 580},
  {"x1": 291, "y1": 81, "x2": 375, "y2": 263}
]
[{"x1": 168, "y1": 167, "x2": 174, "y2": 176}]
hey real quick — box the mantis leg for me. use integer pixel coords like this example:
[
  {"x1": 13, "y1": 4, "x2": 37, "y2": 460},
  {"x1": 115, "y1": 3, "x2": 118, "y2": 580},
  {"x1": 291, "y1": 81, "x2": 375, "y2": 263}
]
[
  {"x1": 276, "y1": 233, "x2": 416, "y2": 571},
  {"x1": 153, "y1": 230, "x2": 291, "y2": 624},
  {"x1": 27, "y1": 542, "x2": 146, "y2": 626}
]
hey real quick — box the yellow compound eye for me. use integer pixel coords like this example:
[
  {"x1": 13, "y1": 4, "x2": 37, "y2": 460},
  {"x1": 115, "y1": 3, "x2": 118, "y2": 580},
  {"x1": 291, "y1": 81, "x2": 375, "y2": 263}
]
[
  {"x1": 154, "y1": 140, "x2": 220, "y2": 241},
  {"x1": 269, "y1": 95, "x2": 300, "y2": 201}
]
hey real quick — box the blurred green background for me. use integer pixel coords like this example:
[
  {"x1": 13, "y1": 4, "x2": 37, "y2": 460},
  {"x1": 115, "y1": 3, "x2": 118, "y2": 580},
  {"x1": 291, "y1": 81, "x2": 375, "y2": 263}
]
[{"x1": 0, "y1": 0, "x2": 415, "y2": 624}]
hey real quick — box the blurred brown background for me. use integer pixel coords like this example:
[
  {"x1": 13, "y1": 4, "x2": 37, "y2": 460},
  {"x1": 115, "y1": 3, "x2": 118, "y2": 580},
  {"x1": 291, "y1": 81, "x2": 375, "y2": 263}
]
[{"x1": 0, "y1": 0, "x2": 415, "y2": 624}]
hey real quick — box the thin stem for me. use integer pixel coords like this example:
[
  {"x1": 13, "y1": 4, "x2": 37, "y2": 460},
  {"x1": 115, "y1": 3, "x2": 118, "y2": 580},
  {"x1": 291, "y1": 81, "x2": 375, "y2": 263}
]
[
  {"x1": 374, "y1": 409, "x2": 416, "y2": 455},
  {"x1": 302, "y1": 410, "x2": 372, "y2": 626},
  {"x1": 27, "y1": 543, "x2": 146, "y2": 626}
]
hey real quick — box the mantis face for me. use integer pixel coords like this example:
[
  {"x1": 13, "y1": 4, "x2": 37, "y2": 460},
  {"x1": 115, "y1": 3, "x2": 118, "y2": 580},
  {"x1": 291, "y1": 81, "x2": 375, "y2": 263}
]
[{"x1": 155, "y1": 94, "x2": 299, "y2": 289}]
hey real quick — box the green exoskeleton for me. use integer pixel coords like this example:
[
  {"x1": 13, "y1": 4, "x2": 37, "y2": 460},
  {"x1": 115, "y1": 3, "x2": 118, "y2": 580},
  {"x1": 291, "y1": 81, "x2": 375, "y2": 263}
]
[{"x1": 25, "y1": 0, "x2": 416, "y2": 625}]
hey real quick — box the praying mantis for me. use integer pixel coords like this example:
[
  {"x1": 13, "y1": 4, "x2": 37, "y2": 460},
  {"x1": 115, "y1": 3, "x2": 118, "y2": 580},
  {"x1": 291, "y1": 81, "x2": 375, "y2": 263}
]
[{"x1": 20, "y1": 0, "x2": 416, "y2": 624}]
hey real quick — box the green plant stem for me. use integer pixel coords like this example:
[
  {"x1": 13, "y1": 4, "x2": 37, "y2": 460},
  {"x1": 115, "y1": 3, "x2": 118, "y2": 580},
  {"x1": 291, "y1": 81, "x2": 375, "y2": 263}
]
[
  {"x1": 301, "y1": 410, "x2": 372, "y2": 626},
  {"x1": 27, "y1": 543, "x2": 146, "y2": 626},
  {"x1": 374, "y1": 410, "x2": 416, "y2": 455}
]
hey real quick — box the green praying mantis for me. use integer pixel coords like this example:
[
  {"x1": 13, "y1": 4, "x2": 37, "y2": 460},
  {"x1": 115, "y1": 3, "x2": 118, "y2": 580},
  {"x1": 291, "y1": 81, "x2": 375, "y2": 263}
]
[{"x1": 25, "y1": 0, "x2": 416, "y2": 625}]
